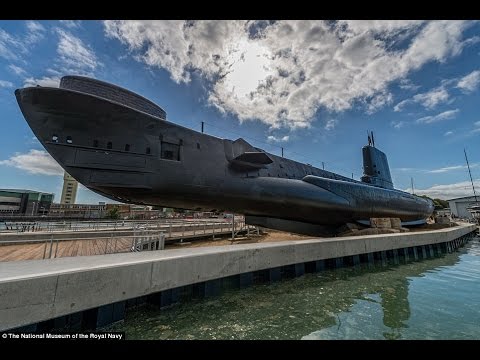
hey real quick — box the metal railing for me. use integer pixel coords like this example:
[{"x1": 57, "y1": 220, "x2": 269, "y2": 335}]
[
  {"x1": 0, "y1": 230, "x2": 166, "y2": 261},
  {"x1": 0, "y1": 218, "x2": 259, "y2": 262},
  {"x1": 0, "y1": 218, "x2": 246, "y2": 234}
]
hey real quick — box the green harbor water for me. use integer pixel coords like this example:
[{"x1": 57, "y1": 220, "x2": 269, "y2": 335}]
[{"x1": 110, "y1": 236, "x2": 480, "y2": 339}]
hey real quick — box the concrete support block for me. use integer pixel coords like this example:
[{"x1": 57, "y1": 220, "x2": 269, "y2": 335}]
[
  {"x1": 335, "y1": 257, "x2": 344, "y2": 268},
  {"x1": 390, "y1": 218, "x2": 402, "y2": 229},
  {"x1": 294, "y1": 263, "x2": 305, "y2": 277},
  {"x1": 402, "y1": 248, "x2": 409, "y2": 263},
  {"x1": 436, "y1": 243, "x2": 443, "y2": 256},
  {"x1": 428, "y1": 245, "x2": 435, "y2": 258},
  {"x1": 239, "y1": 273, "x2": 253, "y2": 288},
  {"x1": 269, "y1": 267, "x2": 281, "y2": 282},
  {"x1": 370, "y1": 218, "x2": 392, "y2": 229}
]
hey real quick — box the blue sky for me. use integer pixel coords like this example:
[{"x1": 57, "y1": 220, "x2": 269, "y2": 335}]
[{"x1": 0, "y1": 20, "x2": 479, "y2": 202}]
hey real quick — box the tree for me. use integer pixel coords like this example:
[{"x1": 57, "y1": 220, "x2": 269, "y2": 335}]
[
  {"x1": 106, "y1": 206, "x2": 120, "y2": 219},
  {"x1": 418, "y1": 195, "x2": 449, "y2": 209}
]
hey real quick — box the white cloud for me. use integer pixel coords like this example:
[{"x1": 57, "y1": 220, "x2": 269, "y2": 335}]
[
  {"x1": 25, "y1": 20, "x2": 46, "y2": 45},
  {"x1": 394, "y1": 167, "x2": 417, "y2": 172},
  {"x1": 23, "y1": 76, "x2": 60, "y2": 88},
  {"x1": 457, "y1": 70, "x2": 480, "y2": 92},
  {"x1": 365, "y1": 91, "x2": 393, "y2": 114},
  {"x1": 324, "y1": 119, "x2": 338, "y2": 131},
  {"x1": 8, "y1": 64, "x2": 27, "y2": 76},
  {"x1": 0, "y1": 80, "x2": 13, "y2": 88},
  {"x1": 393, "y1": 99, "x2": 411, "y2": 112},
  {"x1": 416, "y1": 109, "x2": 459, "y2": 124},
  {"x1": 1, "y1": 22, "x2": 45, "y2": 61},
  {"x1": 104, "y1": 20, "x2": 476, "y2": 129},
  {"x1": 413, "y1": 179, "x2": 480, "y2": 200},
  {"x1": 391, "y1": 120, "x2": 406, "y2": 129},
  {"x1": 427, "y1": 163, "x2": 478, "y2": 174},
  {"x1": 412, "y1": 86, "x2": 449, "y2": 109},
  {"x1": 399, "y1": 78, "x2": 420, "y2": 91},
  {"x1": 475, "y1": 121, "x2": 480, "y2": 127},
  {"x1": 59, "y1": 20, "x2": 82, "y2": 28},
  {"x1": 0, "y1": 149, "x2": 63, "y2": 176},
  {"x1": 394, "y1": 85, "x2": 449, "y2": 112},
  {"x1": 267, "y1": 135, "x2": 289, "y2": 142},
  {"x1": 0, "y1": 28, "x2": 26, "y2": 60},
  {"x1": 394, "y1": 163, "x2": 478, "y2": 174},
  {"x1": 444, "y1": 131, "x2": 453, "y2": 136},
  {"x1": 56, "y1": 29, "x2": 98, "y2": 72}
]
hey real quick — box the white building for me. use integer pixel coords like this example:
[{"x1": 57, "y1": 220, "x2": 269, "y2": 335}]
[{"x1": 447, "y1": 196, "x2": 479, "y2": 219}]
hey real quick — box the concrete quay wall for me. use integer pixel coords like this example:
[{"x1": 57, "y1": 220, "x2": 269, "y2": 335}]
[{"x1": 0, "y1": 224, "x2": 476, "y2": 331}]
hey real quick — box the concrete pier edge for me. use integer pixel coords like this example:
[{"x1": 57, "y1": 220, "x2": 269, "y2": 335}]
[{"x1": 0, "y1": 224, "x2": 476, "y2": 332}]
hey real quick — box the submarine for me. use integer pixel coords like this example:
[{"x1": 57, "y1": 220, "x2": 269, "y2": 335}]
[{"x1": 14, "y1": 76, "x2": 434, "y2": 235}]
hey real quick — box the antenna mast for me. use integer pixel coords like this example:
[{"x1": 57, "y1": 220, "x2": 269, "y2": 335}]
[{"x1": 464, "y1": 148, "x2": 478, "y2": 203}]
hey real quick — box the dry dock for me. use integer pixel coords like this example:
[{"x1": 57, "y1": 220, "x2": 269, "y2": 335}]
[{"x1": 0, "y1": 223, "x2": 476, "y2": 332}]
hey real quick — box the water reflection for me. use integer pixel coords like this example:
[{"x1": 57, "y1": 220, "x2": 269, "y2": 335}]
[{"x1": 110, "y1": 238, "x2": 480, "y2": 340}]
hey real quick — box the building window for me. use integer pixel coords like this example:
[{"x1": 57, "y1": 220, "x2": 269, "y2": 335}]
[
  {"x1": 125, "y1": 144, "x2": 130, "y2": 152},
  {"x1": 161, "y1": 142, "x2": 180, "y2": 161},
  {"x1": 197, "y1": 143, "x2": 200, "y2": 149},
  {"x1": 146, "y1": 147, "x2": 151, "y2": 155},
  {"x1": 66, "y1": 136, "x2": 73, "y2": 144},
  {"x1": 107, "y1": 141, "x2": 112, "y2": 149},
  {"x1": 93, "y1": 140, "x2": 99, "y2": 148},
  {"x1": 52, "y1": 134, "x2": 58, "y2": 142}
]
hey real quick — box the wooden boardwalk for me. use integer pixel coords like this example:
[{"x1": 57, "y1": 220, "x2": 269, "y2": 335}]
[
  {"x1": 0, "y1": 238, "x2": 133, "y2": 262},
  {"x1": 0, "y1": 227, "x2": 250, "y2": 262}
]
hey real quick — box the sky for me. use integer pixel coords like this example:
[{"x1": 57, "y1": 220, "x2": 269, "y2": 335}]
[{"x1": 0, "y1": 20, "x2": 479, "y2": 203}]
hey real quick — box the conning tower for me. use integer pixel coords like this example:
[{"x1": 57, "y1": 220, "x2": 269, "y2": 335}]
[{"x1": 361, "y1": 132, "x2": 393, "y2": 189}]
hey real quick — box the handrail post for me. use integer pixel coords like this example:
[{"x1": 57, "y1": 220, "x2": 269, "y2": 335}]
[
  {"x1": 43, "y1": 239, "x2": 48, "y2": 259},
  {"x1": 48, "y1": 235, "x2": 53, "y2": 259},
  {"x1": 54, "y1": 239, "x2": 59, "y2": 258}
]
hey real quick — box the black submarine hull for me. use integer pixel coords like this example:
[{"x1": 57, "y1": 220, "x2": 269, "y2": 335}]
[{"x1": 14, "y1": 76, "x2": 434, "y2": 234}]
